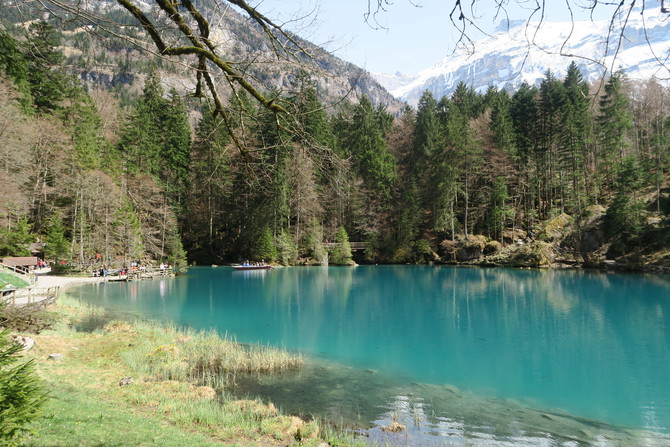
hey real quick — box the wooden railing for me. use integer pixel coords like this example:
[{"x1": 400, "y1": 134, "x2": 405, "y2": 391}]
[
  {"x1": 1, "y1": 287, "x2": 60, "y2": 308},
  {"x1": 0, "y1": 262, "x2": 31, "y2": 276},
  {"x1": 324, "y1": 242, "x2": 368, "y2": 251}
]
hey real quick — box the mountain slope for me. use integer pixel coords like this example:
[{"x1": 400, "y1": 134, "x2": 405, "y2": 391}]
[
  {"x1": 376, "y1": 13, "x2": 670, "y2": 106},
  {"x1": 1, "y1": 0, "x2": 402, "y2": 112}
]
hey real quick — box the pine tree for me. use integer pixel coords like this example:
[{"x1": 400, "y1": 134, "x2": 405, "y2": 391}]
[
  {"x1": 44, "y1": 210, "x2": 70, "y2": 262},
  {"x1": 66, "y1": 90, "x2": 104, "y2": 170},
  {"x1": 275, "y1": 230, "x2": 298, "y2": 266},
  {"x1": 537, "y1": 70, "x2": 566, "y2": 216},
  {"x1": 560, "y1": 62, "x2": 592, "y2": 213},
  {"x1": 330, "y1": 226, "x2": 353, "y2": 265},
  {"x1": 486, "y1": 177, "x2": 514, "y2": 243},
  {"x1": 184, "y1": 109, "x2": 232, "y2": 260},
  {"x1": 597, "y1": 70, "x2": 634, "y2": 195},
  {"x1": 161, "y1": 88, "x2": 192, "y2": 207},
  {"x1": 303, "y1": 219, "x2": 328, "y2": 265},
  {"x1": 0, "y1": 217, "x2": 34, "y2": 257},
  {"x1": 440, "y1": 97, "x2": 483, "y2": 238},
  {"x1": 344, "y1": 96, "x2": 397, "y2": 196},
  {"x1": 0, "y1": 30, "x2": 31, "y2": 107},
  {"x1": 488, "y1": 88, "x2": 516, "y2": 156},
  {"x1": 254, "y1": 226, "x2": 278, "y2": 263},
  {"x1": 118, "y1": 69, "x2": 166, "y2": 177},
  {"x1": 605, "y1": 156, "x2": 645, "y2": 245},
  {"x1": 511, "y1": 82, "x2": 539, "y2": 224},
  {"x1": 24, "y1": 21, "x2": 68, "y2": 113},
  {"x1": 0, "y1": 325, "x2": 46, "y2": 446}
]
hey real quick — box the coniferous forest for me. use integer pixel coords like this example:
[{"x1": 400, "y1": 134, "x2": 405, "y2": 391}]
[{"x1": 0, "y1": 18, "x2": 669, "y2": 270}]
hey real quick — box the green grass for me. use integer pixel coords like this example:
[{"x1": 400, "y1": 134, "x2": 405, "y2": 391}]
[
  {"x1": 22, "y1": 381, "x2": 222, "y2": 447},
  {"x1": 16, "y1": 296, "x2": 363, "y2": 447},
  {"x1": 121, "y1": 322, "x2": 303, "y2": 390},
  {"x1": 0, "y1": 271, "x2": 30, "y2": 289}
]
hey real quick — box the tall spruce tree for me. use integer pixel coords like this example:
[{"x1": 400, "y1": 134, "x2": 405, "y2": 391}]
[
  {"x1": 597, "y1": 70, "x2": 634, "y2": 196},
  {"x1": 560, "y1": 62, "x2": 592, "y2": 213},
  {"x1": 343, "y1": 96, "x2": 397, "y2": 196},
  {"x1": 162, "y1": 88, "x2": 192, "y2": 207},
  {"x1": 511, "y1": 82, "x2": 540, "y2": 226},
  {"x1": 330, "y1": 226, "x2": 354, "y2": 265},
  {"x1": 24, "y1": 21, "x2": 68, "y2": 113}
]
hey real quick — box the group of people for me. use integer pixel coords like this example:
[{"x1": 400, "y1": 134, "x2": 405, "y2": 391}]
[
  {"x1": 241, "y1": 260, "x2": 267, "y2": 267},
  {"x1": 91, "y1": 262, "x2": 172, "y2": 277}
]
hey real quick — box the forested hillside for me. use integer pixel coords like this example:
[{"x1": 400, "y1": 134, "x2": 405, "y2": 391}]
[{"x1": 0, "y1": 9, "x2": 669, "y2": 270}]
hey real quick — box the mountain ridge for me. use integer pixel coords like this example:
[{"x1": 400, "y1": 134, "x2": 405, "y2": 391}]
[{"x1": 374, "y1": 12, "x2": 670, "y2": 106}]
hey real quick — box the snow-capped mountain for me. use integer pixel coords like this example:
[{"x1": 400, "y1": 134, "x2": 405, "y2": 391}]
[{"x1": 375, "y1": 12, "x2": 670, "y2": 106}]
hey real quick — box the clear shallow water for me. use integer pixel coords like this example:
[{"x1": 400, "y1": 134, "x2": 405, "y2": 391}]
[{"x1": 68, "y1": 266, "x2": 670, "y2": 445}]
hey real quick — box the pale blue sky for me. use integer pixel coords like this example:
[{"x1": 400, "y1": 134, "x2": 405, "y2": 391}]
[{"x1": 251, "y1": 0, "x2": 630, "y2": 75}]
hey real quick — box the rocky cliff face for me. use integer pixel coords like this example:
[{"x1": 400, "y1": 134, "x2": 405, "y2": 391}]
[{"x1": 25, "y1": 0, "x2": 402, "y2": 111}]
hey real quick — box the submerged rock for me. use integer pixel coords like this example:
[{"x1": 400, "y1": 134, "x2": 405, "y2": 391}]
[{"x1": 381, "y1": 421, "x2": 406, "y2": 432}]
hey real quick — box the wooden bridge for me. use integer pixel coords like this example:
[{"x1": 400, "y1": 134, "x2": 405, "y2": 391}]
[{"x1": 323, "y1": 242, "x2": 368, "y2": 251}]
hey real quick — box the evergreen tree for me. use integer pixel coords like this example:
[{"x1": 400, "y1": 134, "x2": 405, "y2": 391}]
[
  {"x1": 24, "y1": 21, "x2": 68, "y2": 113},
  {"x1": 161, "y1": 88, "x2": 192, "y2": 206},
  {"x1": 330, "y1": 226, "x2": 353, "y2": 265},
  {"x1": 343, "y1": 96, "x2": 397, "y2": 196},
  {"x1": 486, "y1": 177, "x2": 514, "y2": 243},
  {"x1": 560, "y1": 62, "x2": 592, "y2": 213},
  {"x1": 113, "y1": 200, "x2": 144, "y2": 265},
  {"x1": 0, "y1": 217, "x2": 34, "y2": 257},
  {"x1": 254, "y1": 226, "x2": 277, "y2": 262},
  {"x1": 488, "y1": 88, "x2": 516, "y2": 156},
  {"x1": 537, "y1": 69, "x2": 566, "y2": 216},
  {"x1": 275, "y1": 230, "x2": 298, "y2": 266},
  {"x1": 43, "y1": 210, "x2": 70, "y2": 262},
  {"x1": 118, "y1": 69, "x2": 166, "y2": 177},
  {"x1": 303, "y1": 219, "x2": 328, "y2": 265},
  {"x1": 414, "y1": 91, "x2": 441, "y2": 174},
  {"x1": 451, "y1": 81, "x2": 484, "y2": 119},
  {"x1": 0, "y1": 30, "x2": 31, "y2": 107},
  {"x1": 441, "y1": 96, "x2": 483, "y2": 238},
  {"x1": 597, "y1": 70, "x2": 634, "y2": 195},
  {"x1": 184, "y1": 109, "x2": 232, "y2": 261},
  {"x1": 605, "y1": 156, "x2": 646, "y2": 245},
  {"x1": 512, "y1": 83, "x2": 541, "y2": 226},
  {"x1": 0, "y1": 325, "x2": 46, "y2": 447},
  {"x1": 290, "y1": 71, "x2": 332, "y2": 148},
  {"x1": 65, "y1": 90, "x2": 104, "y2": 170}
]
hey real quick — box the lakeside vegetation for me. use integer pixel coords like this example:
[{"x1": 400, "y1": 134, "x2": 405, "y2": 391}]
[{"x1": 3, "y1": 295, "x2": 361, "y2": 446}]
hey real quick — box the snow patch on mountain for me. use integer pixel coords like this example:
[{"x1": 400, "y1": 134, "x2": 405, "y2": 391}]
[{"x1": 374, "y1": 12, "x2": 670, "y2": 106}]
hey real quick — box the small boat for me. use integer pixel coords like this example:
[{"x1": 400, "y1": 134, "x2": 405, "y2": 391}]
[{"x1": 232, "y1": 264, "x2": 274, "y2": 270}]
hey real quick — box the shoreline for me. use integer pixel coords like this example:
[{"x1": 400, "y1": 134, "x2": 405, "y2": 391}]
[{"x1": 34, "y1": 274, "x2": 105, "y2": 291}]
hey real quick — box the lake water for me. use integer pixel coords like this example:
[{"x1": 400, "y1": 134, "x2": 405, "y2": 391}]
[{"x1": 68, "y1": 266, "x2": 670, "y2": 446}]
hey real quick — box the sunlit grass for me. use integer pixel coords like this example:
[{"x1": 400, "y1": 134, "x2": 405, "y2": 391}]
[
  {"x1": 0, "y1": 271, "x2": 30, "y2": 289},
  {"x1": 120, "y1": 322, "x2": 303, "y2": 390},
  {"x1": 18, "y1": 295, "x2": 363, "y2": 446}
]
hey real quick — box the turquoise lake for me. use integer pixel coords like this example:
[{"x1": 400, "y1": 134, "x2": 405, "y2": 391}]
[{"x1": 68, "y1": 266, "x2": 670, "y2": 445}]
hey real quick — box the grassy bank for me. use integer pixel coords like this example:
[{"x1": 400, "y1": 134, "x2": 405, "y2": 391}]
[
  {"x1": 0, "y1": 271, "x2": 30, "y2": 289},
  {"x1": 18, "y1": 296, "x2": 362, "y2": 446}
]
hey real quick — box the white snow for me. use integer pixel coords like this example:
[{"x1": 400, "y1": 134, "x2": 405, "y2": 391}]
[{"x1": 373, "y1": 11, "x2": 670, "y2": 106}]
